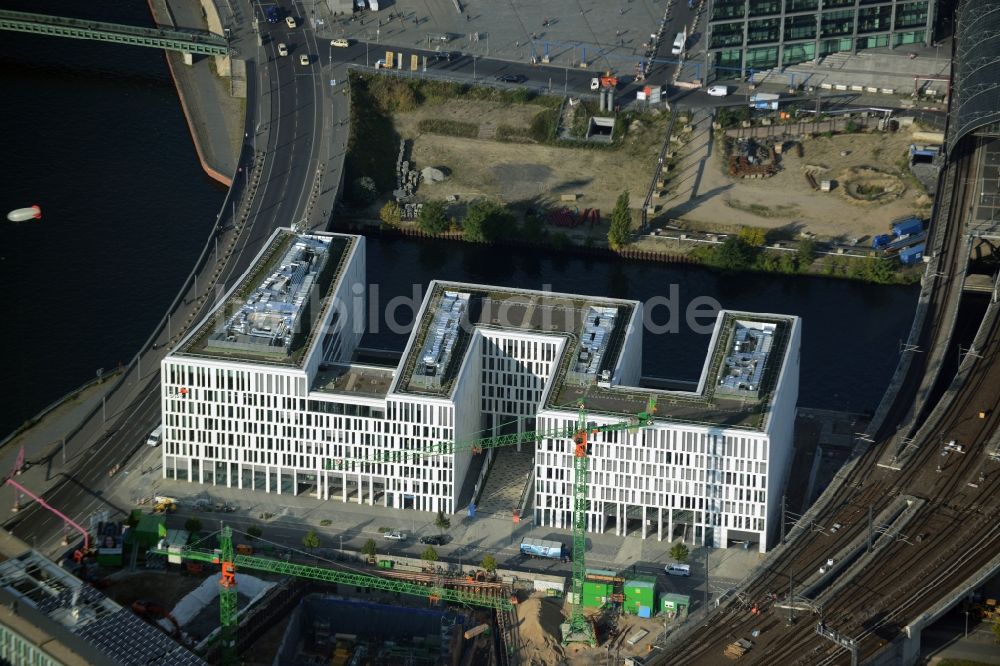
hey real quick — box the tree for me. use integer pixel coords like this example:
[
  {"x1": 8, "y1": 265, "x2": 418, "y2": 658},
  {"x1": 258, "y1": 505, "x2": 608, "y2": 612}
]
[
  {"x1": 480, "y1": 554, "x2": 498, "y2": 574},
  {"x1": 737, "y1": 226, "x2": 768, "y2": 247},
  {"x1": 521, "y1": 213, "x2": 545, "y2": 242},
  {"x1": 709, "y1": 237, "x2": 756, "y2": 272},
  {"x1": 421, "y1": 546, "x2": 439, "y2": 562},
  {"x1": 462, "y1": 199, "x2": 513, "y2": 243},
  {"x1": 379, "y1": 201, "x2": 401, "y2": 227},
  {"x1": 608, "y1": 190, "x2": 632, "y2": 250},
  {"x1": 351, "y1": 176, "x2": 377, "y2": 206},
  {"x1": 797, "y1": 238, "x2": 817, "y2": 265},
  {"x1": 435, "y1": 510, "x2": 451, "y2": 533},
  {"x1": 302, "y1": 529, "x2": 321, "y2": 551},
  {"x1": 417, "y1": 200, "x2": 449, "y2": 235},
  {"x1": 184, "y1": 518, "x2": 202, "y2": 534},
  {"x1": 361, "y1": 538, "x2": 378, "y2": 559},
  {"x1": 246, "y1": 525, "x2": 262, "y2": 541},
  {"x1": 670, "y1": 542, "x2": 690, "y2": 563}
]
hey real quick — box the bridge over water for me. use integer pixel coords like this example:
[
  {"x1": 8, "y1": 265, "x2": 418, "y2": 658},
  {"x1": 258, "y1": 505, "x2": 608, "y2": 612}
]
[{"x1": 0, "y1": 9, "x2": 229, "y2": 56}]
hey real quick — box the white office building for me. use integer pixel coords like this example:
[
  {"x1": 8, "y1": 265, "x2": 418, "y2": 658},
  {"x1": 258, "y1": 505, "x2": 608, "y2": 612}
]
[{"x1": 162, "y1": 229, "x2": 799, "y2": 552}]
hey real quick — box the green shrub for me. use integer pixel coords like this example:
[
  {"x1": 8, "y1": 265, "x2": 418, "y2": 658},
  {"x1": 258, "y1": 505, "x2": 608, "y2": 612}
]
[{"x1": 416, "y1": 119, "x2": 479, "y2": 138}]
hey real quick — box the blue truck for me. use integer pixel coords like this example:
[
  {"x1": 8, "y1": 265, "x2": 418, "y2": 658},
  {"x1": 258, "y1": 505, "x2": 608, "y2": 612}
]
[
  {"x1": 520, "y1": 538, "x2": 568, "y2": 560},
  {"x1": 891, "y1": 216, "x2": 923, "y2": 238},
  {"x1": 871, "y1": 234, "x2": 894, "y2": 249},
  {"x1": 899, "y1": 243, "x2": 926, "y2": 265}
]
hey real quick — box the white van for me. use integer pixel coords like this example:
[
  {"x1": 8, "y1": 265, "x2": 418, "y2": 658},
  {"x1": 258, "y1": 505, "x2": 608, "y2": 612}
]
[
  {"x1": 671, "y1": 32, "x2": 686, "y2": 56},
  {"x1": 665, "y1": 563, "x2": 691, "y2": 576},
  {"x1": 146, "y1": 424, "x2": 163, "y2": 447}
]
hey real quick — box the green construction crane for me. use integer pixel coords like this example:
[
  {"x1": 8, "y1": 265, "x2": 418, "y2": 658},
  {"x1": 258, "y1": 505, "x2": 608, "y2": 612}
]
[
  {"x1": 326, "y1": 395, "x2": 658, "y2": 645},
  {"x1": 154, "y1": 526, "x2": 512, "y2": 665}
]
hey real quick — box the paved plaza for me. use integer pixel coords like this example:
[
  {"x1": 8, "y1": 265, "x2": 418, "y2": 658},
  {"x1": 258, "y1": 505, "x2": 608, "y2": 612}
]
[{"x1": 327, "y1": 0, "x2": 674, "y2": 72}]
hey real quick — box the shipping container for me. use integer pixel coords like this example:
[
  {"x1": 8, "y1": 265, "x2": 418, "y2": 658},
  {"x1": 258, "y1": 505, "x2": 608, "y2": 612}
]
[
  {"x1": 520, "y1": 538, "x2": 567, "y2": 560},
  {"x1": 624, "y1": 576, "x2": 656, "y2": 614},
  {"x1": 582, "y1": 581, "x2": 612, "y2": 607},
  {"x1": 891, "y1": 216, "x2": 923, "y2": 238},
  {"x1": 899, "y1": 243, "x2": 925, "y2": 265}
]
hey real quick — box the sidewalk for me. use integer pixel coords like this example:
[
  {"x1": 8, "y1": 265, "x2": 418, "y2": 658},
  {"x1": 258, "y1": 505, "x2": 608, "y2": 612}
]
[{"x1": 150, "y1": 0, "x2": 244, "y2": 183}]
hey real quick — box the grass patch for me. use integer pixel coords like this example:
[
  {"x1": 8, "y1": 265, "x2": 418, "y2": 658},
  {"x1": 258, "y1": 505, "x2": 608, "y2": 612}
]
[{"x1": 417, "y1": 118, "x2": 479, "y2": 138}]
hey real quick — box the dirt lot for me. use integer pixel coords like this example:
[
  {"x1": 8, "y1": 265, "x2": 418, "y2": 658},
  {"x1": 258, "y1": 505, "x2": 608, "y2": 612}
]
[
  {"x1": 103, "y1": 570, "x2": 206, "y2": 610},
  {"x1": 660, "y1": 113, "x2": 933, "y2": 241},
  {"x1": 393, "y1": 100, "x2": 667, "y2": 222},
  {"x1": 516, "y1": 593, "x2": 677, "y2": 665}
]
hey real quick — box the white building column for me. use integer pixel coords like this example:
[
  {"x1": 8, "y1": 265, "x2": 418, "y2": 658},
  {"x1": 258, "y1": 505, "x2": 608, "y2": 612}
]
[
  {"x1": 341, "y1": 472, "x2": 347, "y2": 502},
  {"x1": 237, "y1": 462, "x2": 243, "y2": 489},
  {"x1": 642, "y1": 505, "x2": 647, "y2": 539},
  {"x1": 357, "y1": 474, "x2": 363, "y2": 504},
  {"x1": 276, "y1": 467, "x2": 282, "y2": 495},
  {"x1": 657, "y1": 507, "x2": 663, "y2": 541},
  {"x1": 265, "y1": 467, "x2": 271, "y2": 493},
  {"x1": 667, "y1": 507, "x2": 673, "y2": 543}
]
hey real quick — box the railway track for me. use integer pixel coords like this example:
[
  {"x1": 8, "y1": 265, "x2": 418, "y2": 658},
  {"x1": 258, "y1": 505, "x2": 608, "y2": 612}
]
[{"x1": 657, "y1": 134, "x2": 998, "y2": 664}]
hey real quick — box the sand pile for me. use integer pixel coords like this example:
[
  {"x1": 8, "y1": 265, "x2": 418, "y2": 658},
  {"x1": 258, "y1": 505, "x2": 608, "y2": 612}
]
[{"x1": 517, "y1": 594, "x2": 565, "y2": 665}]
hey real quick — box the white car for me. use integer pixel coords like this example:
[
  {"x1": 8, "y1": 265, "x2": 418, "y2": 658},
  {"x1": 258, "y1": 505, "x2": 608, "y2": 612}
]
[
  {"x1": 374, "y1": 58, "x2": 386, "y2": 69},
  {"x1": 384, "y1": 531, "x2": 407, "y2": 541},
  {"x1": 590, "y1": 77, "x2": 600, "y2": 91},
  {"x1": 707, "y1": 85, "x2": 729, "y2": 97},
  {"x1": 299, "y1": 54, "x2": 310, "y2": 66},
  {"x1": 285, "y1": 16, "x2": 297, "y2": 28},
  {"x1": 331, "y1": 38, "x2": 349, "y2": 48},
  {"x1": 277, "y1": 42, "x2": 288, "y2": 57}
]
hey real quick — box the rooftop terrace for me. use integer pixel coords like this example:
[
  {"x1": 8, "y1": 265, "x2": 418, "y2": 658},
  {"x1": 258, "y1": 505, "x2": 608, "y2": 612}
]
[
  {"x1": 397, "y1": 282, "x2": 634, "y2": 396},
  {"x1": 178, "y1": 231, "x2": 353, "y2": 367},
  {"x1": 313, "y1": 363, "x2": 395, "y2": 398},
  {"x1": 547, "y1": 312, "x2": 793, "y2": 430}
]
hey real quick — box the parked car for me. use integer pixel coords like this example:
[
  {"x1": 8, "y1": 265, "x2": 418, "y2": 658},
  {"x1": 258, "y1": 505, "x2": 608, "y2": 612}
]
[
  {"x1": 285, "y1": 16, "x2": 297, "y2": 28},
  {"x1": 495, "y1": 74, "x2": 526, "y2": 83},
  {"x1": 331, "y1": 38, "x2": 349, "y2": 48},
  {"x1": 384, "y1": 531, "x2": 407, "y2": 541},
  {"x1": 374, "y1": 58, "x2": 386, "y2": 69},
  {"x1": 590, "y1": 77, "x2": 600, "y2": 91},
  {"x1": 419, "y1": 535, "x2": 448, "y2": 545},
  {"x1": 277, "y1": 43, "x2": 288, "y2": 57},
  {"x1": 707, "y1": 85, "x2": 729, "y2": 97},
  {"x1": 299, "y1": 54, "x2": 310, "y2": 66}
]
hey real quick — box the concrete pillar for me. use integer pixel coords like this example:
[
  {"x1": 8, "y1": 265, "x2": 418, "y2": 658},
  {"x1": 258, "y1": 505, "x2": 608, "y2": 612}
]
[
  {"x1": 357, "y1": 474, "x2": 363, "y2": 504},
  {"x1": 293, "y1": 469, "x2": 298, "y2": 495},
  {"x1": 642, "y1": 505, "x2": 648, "y2": 539},
  {"x1": 668, "y1": 507, "x2": 674, "y2": 542},
  {"x1": 657, "y1": 507, "x2": 663, "y2": 541},
  {"x1": 901, "y1": 624, "x2": 921, "y2": 665},
  {"x1": 342, "y1": 473, "x2": 347, "y2": 502}
]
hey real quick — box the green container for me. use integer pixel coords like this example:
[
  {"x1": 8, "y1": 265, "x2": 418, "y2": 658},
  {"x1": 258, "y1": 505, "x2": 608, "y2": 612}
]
[
  {"x1": 624, "y1": 576, "x2": 656, "y2": 615},
  {"x1": 378, "y1": 559, "x2": 394, "y2": 569},
  {"x1": 582, "y1": 581, "x2": 611, "y2": 608}
]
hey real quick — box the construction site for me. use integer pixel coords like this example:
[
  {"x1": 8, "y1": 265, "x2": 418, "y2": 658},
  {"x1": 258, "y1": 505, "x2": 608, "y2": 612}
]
[{"x1": 0, "y1": 499, "x2": 698, "y2": 666}]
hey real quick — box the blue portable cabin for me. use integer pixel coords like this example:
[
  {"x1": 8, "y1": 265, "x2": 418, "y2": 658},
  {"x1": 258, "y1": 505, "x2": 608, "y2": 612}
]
[
  {"x1": 899, "y1": 243, "x2": 926, "y2": 265},
  {"x1": 891, "y1": 216, "x2": 923, "y2": 238}
]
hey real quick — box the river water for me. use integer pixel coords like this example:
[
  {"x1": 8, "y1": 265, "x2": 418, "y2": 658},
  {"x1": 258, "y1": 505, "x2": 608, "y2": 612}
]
[{"x1": 0, "y1": 3, "x2": 919, "y2": 438}]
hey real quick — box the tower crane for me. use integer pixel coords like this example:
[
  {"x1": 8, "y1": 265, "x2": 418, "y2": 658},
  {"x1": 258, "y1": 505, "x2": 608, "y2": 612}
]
[{"x1": 155, "y1": 526, "x2": 512, "y2": 665}]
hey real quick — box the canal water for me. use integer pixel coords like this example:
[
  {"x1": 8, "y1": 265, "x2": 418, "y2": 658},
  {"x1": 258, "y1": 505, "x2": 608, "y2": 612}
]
[{"x1": 0, "y1": 3, "x2": 919, "y2": 438}]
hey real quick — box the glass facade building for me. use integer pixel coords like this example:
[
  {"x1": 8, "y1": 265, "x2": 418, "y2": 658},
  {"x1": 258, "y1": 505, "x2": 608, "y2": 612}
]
[{"x1": 706, "y1": 0, "x2": 936, "y2": 78}]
